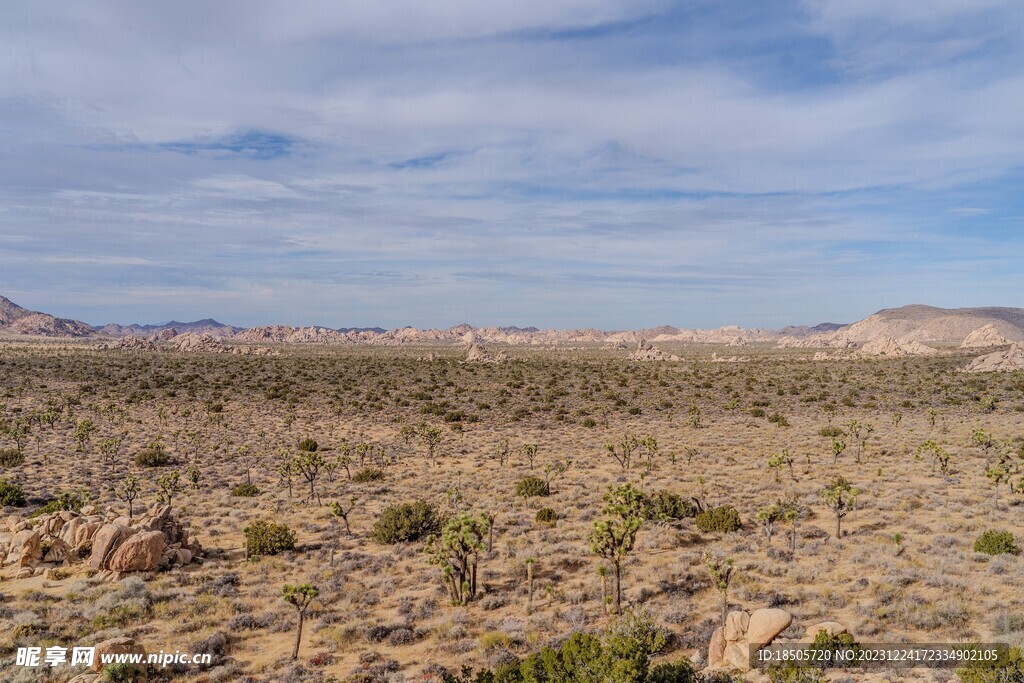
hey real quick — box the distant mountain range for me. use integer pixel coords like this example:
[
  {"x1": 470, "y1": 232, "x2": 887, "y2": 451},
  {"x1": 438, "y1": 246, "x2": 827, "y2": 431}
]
[{"x1": 1, "y1": 294, "x2": 1022, "y2": 348}]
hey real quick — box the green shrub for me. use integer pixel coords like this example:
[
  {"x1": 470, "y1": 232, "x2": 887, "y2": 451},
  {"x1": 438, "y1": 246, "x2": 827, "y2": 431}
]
[
  {"x1": 297, "y1": 438, "x2": 318, "y2": 452},
  {"x1": 0, "y1": 479, "x2": 26, "y2": 507},
  {"x1": 231, "y1": 482, "x2": 260, "y2": 497},
  {"x1": 243, "y1": 520, "x2": 296, "y2": 557},
  {"x1": 818, "y1": 426, "x2": 844, "y2": 438},
  {"x1": 515, "y1": 476, "x2": 550, "y2": 498},
  {"x1": 352, "y1": 467, "x2": 386, "y2": 483},
  {"x1": 766, "y1": 662, "x2": 827, "y2": 683},
  {"x1": 957, "y1": 646, "x2": 1024, "y2": 683},
  {"x1": 371, "y1": 500, "x2": 442, "y2": 544},
  {"x1": 974, "y1": 530, "x2": 1020, "y2": 556},
  {"x1": 695, "y1": 505, "x2": 742, "y2": 533},
  {"x1": 582, "y1": 418, "x2": 598, "y2": 428},
  {"x1": 29, "y1": 491, "x2": 83, "y2": 518},
  {"x1": 806, "y1": 629, "x2": 860, "y2": 669},
  {"x1": 0, "y1": 448, "x2": 25, "y2": 468},
  {"x1": 768, "y1": 412, "x2": 790, "y2": 427},
  {"x1": 135, "y1": 443, "x2": 171, "y2": 467},
  {"x1": 535, "y1": 508, "x2": 557, "y2": 526},
  {"x1": 648, "y1": 658, "x2": 700, "y2": 683},
  {"x1": 647, "y1": 490, "x2": 696, "y2": 521}
]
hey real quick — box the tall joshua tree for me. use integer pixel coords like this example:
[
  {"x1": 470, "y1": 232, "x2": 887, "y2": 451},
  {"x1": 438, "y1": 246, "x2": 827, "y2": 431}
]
[{"x1": 589, "y1": 483, "x2": 646, "y2": 614}]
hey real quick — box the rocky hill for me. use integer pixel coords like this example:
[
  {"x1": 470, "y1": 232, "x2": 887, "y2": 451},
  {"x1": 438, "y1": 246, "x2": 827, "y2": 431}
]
[
  {"x1": 838, "y1": 305, "x2": 1024, "y2": 343},
  {"x1": 0, "y1": 296, "x2": 94, "y2": 337},
  {"x1": 98, "y1": 318, "x2": 241, "y2": 339}
]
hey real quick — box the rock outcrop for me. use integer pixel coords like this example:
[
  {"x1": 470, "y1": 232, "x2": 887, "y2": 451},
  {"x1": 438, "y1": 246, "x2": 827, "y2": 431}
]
[
  {"x1": 114, "y1": 335, "x2": 157, "y2": 351},
  {"x1": 960, "y1": 324, "x2": 1013, "y2": 349},
  {"x1": 628, "y1": 340, "x2": 679, "y2": 361},
  {"x1": 856, "y1": 336, "x2": 936, "y2": 357},
  {"x1": 962, "y1": 343, "x2": 1024, "y2": 373},
  {"x1": 465, "y1": 343, "x2": 507, "y2": 364},
  {"x1": 1, "y1": 504, "x2": 201, "y2": 579},
  {"x1": 707, "y1": 608, "x2": 792, "y2": 672}
]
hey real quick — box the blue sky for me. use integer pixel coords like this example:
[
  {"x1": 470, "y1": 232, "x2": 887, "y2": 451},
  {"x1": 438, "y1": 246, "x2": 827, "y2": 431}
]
[{"x1": 2, "y1": 1, "x2": 1023, "y2": 329}]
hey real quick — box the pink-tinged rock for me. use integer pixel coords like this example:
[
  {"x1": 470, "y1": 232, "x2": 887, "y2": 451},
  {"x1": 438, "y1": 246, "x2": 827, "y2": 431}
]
[
  {"x1": 88, "y1": 525, "x2": 136, "y2": 570},
  {"x1": 107, "y1": 530, "x2": 166, "y2": 572}
]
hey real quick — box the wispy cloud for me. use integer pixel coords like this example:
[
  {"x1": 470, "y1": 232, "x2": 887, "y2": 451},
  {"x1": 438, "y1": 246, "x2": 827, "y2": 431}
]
[{"x1": 0, "y1": 1, "x2": 1022, "y2": 327}]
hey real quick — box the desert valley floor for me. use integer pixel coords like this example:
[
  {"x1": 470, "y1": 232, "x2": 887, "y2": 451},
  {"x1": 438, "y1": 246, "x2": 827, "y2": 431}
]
[{"x1": 0, "y1": 340, "x2": 1022, "y2": 682}]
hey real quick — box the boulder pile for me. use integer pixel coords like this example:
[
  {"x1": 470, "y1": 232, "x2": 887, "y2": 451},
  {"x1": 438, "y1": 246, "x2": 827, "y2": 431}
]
[
  {"x1": 960, "y1": 324, "x2": 1013, "y2": 349},
  {"x1": 707, "y1": 608, "x2": 792, "y2": 672},
  {"x1": 856, "y1": 336, "x2": 936, "y2": 357},
  {"x1": 962, "y1": 343, "x2": 1024, "y2": 373},
  {"x1": 628, "y1": 340, "x2": 679, "y2": 361},
  {"x1": 706, "y1": 609, "x2": 855, "y2": 674},
  {"x1": 1, "y1": 503, "x2": 201, "y2": 580},
  {"x1": 465, "y1": 343, "x2": 507, "y2": 364}
]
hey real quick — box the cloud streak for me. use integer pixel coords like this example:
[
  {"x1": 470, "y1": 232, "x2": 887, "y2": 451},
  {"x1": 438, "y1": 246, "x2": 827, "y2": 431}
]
[{"x1": 0, "y1": 1, "x2": 1022, "y2": 328}]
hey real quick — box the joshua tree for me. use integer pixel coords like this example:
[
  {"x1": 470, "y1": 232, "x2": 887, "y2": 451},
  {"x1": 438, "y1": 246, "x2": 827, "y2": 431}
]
[
  {"x1": 757, "y1": 501, "x2": 784, "y2": 545},
  {"x1": 425, "y1": 512, "x2": 490, "y2": 605},
  {"x1": 282, "y1": 583, "x2": 319, "y2": 660},
  {"x1": 830, "y1": 438, "x2": 847, "y2": 465},
  {"x1": 589, "y1": 483, "x2": 646, "y2": 614},
  {"x1": 117, "y1": 475, "x2": 140, "y2": 519},
  {"x1": 74, "y1": 419, "x2": 97, "y2": 453},
  {"x1": 526, "y1": 557, "x2": 537, "y2": 614},
  {"x1": 915, "y1": 440, "x2": 951, "y2": 475},
  {"x1": 687, "y1": 404, "x2": 703, "y2": 429},
  {"x1": 185, "y1": 465, "x2": 201, "y2": 489},
  {"x1": 520, "y1": 443, "x2": 539, "y2": 470},
  {"x1": 543, "y1": 460, "x2": 571, "y2": 493},
  {"x1": 485, "y1": 511, "x2": 497, "y2": 552},
  {"x1": 416, "y1": 422, "x2": 444, "y2": 465},
  {"x1": 986, "y1": 455, "x2": 1012, "y2": 509},
  {"x1": 605, "y1": 433, "x2": 639, "y2": 470},
  {"x1": 99, "y1": 434, "x2": 125, "y2": 473},
  {"x1": 329, "y1": 496, "x2": 358, "y2": 536},
  {"x1": 820, "y1": 476, "x2": 859, "y2": 539},
  {"x1": 638, "y1": 436, "x2": 659, "y2": 469},
  {"x1": 767, "y1": 449, "x2": 795, "y2": 483},
  {"x1": 494, "y1": 439, "x2": 511, "y2": 467},
  {"x1": 891, "y1": 411, "x2": 903, "y2": 428},
  {"x1": 292, "y1": 450, "x2": 326, "y2": 504},
  {"x1": 156, "y1": 470, "x2": 184, "y2": 509},
  {"x1": 704, "y1": 552, "x2": 735, "y2": 627}
]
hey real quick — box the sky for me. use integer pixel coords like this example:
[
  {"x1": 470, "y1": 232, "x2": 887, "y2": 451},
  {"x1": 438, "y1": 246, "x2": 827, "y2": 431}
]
[{"x1": 2, "y1": 1, "x2": 1023, "y2": 330}]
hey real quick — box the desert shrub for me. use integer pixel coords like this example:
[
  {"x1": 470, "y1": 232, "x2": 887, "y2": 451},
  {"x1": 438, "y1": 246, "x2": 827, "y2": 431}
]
[
  {"x1": 352, "y1": 467, "x2": 386, "y2": 483},
  {"x1": 298, "y1": 438, "x2": 319, "y2": 452},
  {"x1": 751, "y1": 408, "x2": 766, "y2": 418},
  {"x1": 582, "y1": 418, "x2": 598, "y2": 428},
  {"x1": 243, "y1": 520, "x2": 296, "y2": 557},
  {"x1": 766, "y1": 662, "x2": 827, "y2": 683},
  {"x1": 0, "y1": 479, "x2": 26, "y2": 507},
  {"x1": 371, "y1": 500, "x2": 442, "y2": 544},
  {"x1": 231, "y1": 482, "x2": 260, "y2": 497},
  {"x1": 695, "y1": 505, "x2": 742, "y2": 533},
  {"x1": 444, "y1": 612, "x2": 670, "y2": 683},
  {"x1": 135, "y1": 443, "x2": 171, "y2": 467},
  {"x1": 648, "y1": 658, "x2": 700, "y2": 683},
  {"x1": 768, "y1": 412, "x2": 790, "y2": 427},
  {"x1": 957, "y1": 646, "x2": 1024, "y2": 683},
  {"x1": 647, "y1": 491, "x2": 696, "y2": 521},
  {"x1": 515, "y1": 476, "x2": 550, "y2": 498},
  {"x1": 974, "y1": 530, "x2": 1020, "y2": 556},
  {"x1": 0, "y1": 448, "x2": 25, "y2": 467},
  {"x1": 535, "y1": 508, "x2": 557, "y2": 526},
  {"x1": 818, "y1": 426, "x2": 844, "y2": 438},
  {"x1": 29, "y1": 491, "x2": 84, "y2": 518},
  {"x1": 805, "y1": 629, "x2": 860, "y2": 669}
]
